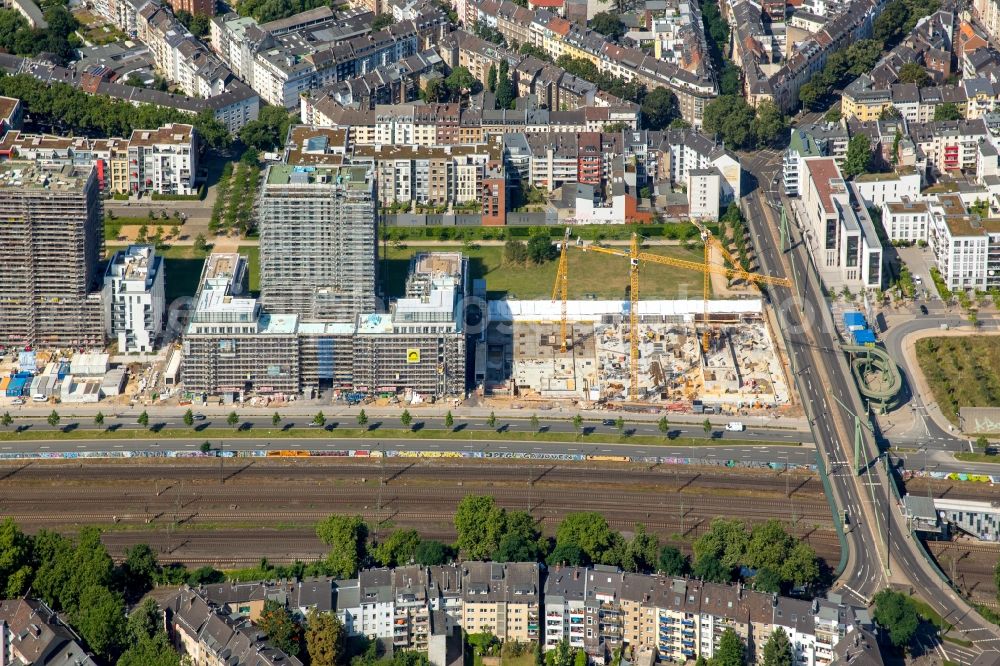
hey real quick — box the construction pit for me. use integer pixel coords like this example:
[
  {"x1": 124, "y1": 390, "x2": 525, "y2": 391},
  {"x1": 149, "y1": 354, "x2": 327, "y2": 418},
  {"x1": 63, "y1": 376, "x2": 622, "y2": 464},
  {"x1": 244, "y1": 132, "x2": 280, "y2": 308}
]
[{"x1": 483, "y1": 299, "x2": 791, "y2": 411}]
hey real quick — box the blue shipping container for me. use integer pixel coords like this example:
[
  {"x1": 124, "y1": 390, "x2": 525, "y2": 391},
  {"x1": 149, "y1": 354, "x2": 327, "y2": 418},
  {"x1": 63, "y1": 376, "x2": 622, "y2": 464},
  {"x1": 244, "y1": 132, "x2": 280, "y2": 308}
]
[
  {"x1": 843, "y1": 311, "x2": 866, "y2": 329},
  {"x1": 6, "y1": 377, "x2": 27, "y2": 397},
  {"x1": 852, "y1": 329, "x2": 877, "y2": 345}
]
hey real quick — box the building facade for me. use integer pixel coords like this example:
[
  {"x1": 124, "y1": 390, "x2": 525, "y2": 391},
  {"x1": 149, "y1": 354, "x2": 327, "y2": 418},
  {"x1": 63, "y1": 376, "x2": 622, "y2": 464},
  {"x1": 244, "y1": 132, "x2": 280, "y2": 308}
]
[
  {"x1": 102, "y1": 245, "x2": 165, "y2": 353},
  {"x1": 0, "y1": 162, "x2": 104, "y2": 349}
]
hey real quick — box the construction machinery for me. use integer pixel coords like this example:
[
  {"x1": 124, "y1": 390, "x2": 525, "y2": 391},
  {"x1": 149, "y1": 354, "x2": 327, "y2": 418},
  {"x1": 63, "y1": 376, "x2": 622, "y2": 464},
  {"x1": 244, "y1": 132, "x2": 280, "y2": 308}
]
[{"x1": 550, "y1": 226, "x2": 792, "y2": 401}]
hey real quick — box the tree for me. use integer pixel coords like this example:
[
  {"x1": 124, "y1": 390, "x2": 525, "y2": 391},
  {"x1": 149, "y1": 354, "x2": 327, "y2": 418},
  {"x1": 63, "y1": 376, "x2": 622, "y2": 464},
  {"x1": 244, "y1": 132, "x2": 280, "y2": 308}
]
[
  {"x1": 527, "y1": 230, "x2": 555, "y2": 263},
  {"x1": 546, "y1": 639, "x2": 573, "y2": 666},
  {"x1": 702, "y1": 418, "x2": 712, "y2": 438},
  {"x1": 73, "y1": 584, "x2": 126, "y2": 661},
  {"x1": 313, "y1": 411, "x2": 326, "y2": 427},
  {"x1": 574, "y1": 648, "x2": 587, "y2": 666},
  {"x1": 272, "y1": 412, "x2": 282, "y2": 428},
  {"x1": 445, "y1": 66, "x2": 477, "y2": 99},
  {"x1": 703, "y1": 95, "x2": 756, "y2": 150},
  {"x1": 258, "y1": 599, "x2": 302, "y2": 656},
  {"x1": 761, "y1": 626, "x2": 793, "y2": 666},
  {"x1": 400, "y1": 409, "x2": 412, "y2": 430},
  {"x1": 194, "y1": 233, "x2": 209, "y2": 254},
  {"x1": 495, "y1": 59, "x2": 515, "y2": 109},
  {"x1": 186, "y1": 565, "x2": 224, "y2": 586},
  {"x1": 615, "y1": 416, "x2": 625, "y2": 437},
  {"x1": 555, "y1": 512, "x2": 622, "y2": 566},
  {"x1": 978, "y1": 435, "x2": 991, "y2": 454},
  {"x1": 745, "y1": 520, "x2": 794, "y2": 573},
  {"x1": 227, "y1": 411, "x2": 239, "y2": 430},
  {"x1": 373, "y1": 529, "x2": 421, "y2": 567},
  {"x1": 572, "y1": 414, "x2": 583, "y2": 435},
  {"x1": 238, "y1": 105, "x2": 294, "y2": 152},
  {"x1": 547, "y1": 542, "x2": 586, "y2": 566},
  {"x1": 413, "y1": 539, "x2": 448, "y2": 565},
  {"x1": 842, "y1": 134, "x2": 872, "y2": 178},
  {"x1": 754, "y1": 567, "x2": 783, "y2": 593},
  {"x1": 494, "y1": 509, "x2": 545, "y2": 562},
  {"x1": 798, "y1": 80, "x2": 824, "y2": 110},
  {"x1": 897, "y1": 62, "x2": 931, "y2": 86},
  {"x1": 183, "y1": 409, "x2": 194, "y2": 428},
  {"x1": 713, "y1": 628, "x2": 745, "y2": 666},
  {"x1": 126, "y1": 597, "x2": 162, "y2": 642},
  {"x1": 305, "y1": 608, "x2": 345, "y2": 666},
  {"x1": 488, "y1": 411, "x2": 498, "y2": 429},
  {"x1": 47, "y1": 410, "x2": 60, "y2": 429},
  {"x1": 755, "y1": 100, "x2": 787, "y2": 147},
  {"x1": 444, "y1": 410, "x2": 454, "y2": 430},
  {"x1": 487, "y1": 63, "x2": 497, "y2": 92},
  {"x1": 531, "y1": 414, "x2": 540, "y2": 433},
  {"x1": 657, "y1": 546, "x2": 689, "y2": 576},
  {"x1": 121, "y1": 544, "x2": 159, "y2": 599},
  {"x1": 623, "y1": 523, "x2": 659, "y2": 573},
  {"x1": 872, "y1": 589, "x2": 919, "y2": 647},
  {"x1": 641, "y1": 86, "x2": 679, "y2": 130},
  {"x1": 372, "y1": 12, "x2": 393, "y2": 30},
  {"x1": 200, "y1": 441, "x2": 212, "y2": 453},
  {"x1": 503, "y1": 239, "x2": 529, "y2": 265},
  {"x1": 591, "y1": 11, "x2": 626, "y2": 40},
  {"x1": 781, "y1": 541, "x2": 820, "y2": 587},
  {"x1": 657, "y1": 416, "x2": 670, "y2": 439},
  {"x1": 934, "y1": 102, "x2": 963, "y2": 121},
  {"x1": 117, "y1": 632, "x2": 181, "y2": 666},
  {"x1": 693, "y1": 518, "x2": 748, "y2": 570},
  {"x1": 422, "y1": 78, "x2": 448, "y2": 103},
  {"x1": 874, "y1": 0, "x2": 907, "y2": 42},
  {"x1": 455, "y1": 495, "x2": 507, "y2": 559},
  {"x1": 693, "y1": 553, "x2": 731, "y2": 582},
  {"x1": 0, "y1": 412, "x2": 10, "y2": 428},
  {"x1": 316, "y1": 515, "x2": 368, "y2": 578},
  {"x1": 0, "y1": 518, "x2": 33, "y2": 597},
  {"x1": 358, "y1": 409, "x2": 369, "y2": 429}
]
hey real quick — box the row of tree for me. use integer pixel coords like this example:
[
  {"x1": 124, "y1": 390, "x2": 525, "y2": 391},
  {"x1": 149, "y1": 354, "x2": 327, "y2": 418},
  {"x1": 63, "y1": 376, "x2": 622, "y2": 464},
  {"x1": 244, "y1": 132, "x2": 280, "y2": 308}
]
[
  {"x1": 487, "y1": 61, "x2": 517, "y2": 110},
  {"x1": 798, "y1": 40, "x2": 883, "y2": 110},
  {"x1": 0, "y1": 73, "x2": 231, "y2": 149}
]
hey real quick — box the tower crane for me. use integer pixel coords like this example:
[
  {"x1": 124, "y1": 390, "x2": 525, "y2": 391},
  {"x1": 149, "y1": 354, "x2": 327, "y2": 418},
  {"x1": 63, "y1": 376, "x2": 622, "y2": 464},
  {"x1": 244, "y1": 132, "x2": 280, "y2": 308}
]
[{"x1": 551, "y1": 228, "x2": 792, "y2": 402}]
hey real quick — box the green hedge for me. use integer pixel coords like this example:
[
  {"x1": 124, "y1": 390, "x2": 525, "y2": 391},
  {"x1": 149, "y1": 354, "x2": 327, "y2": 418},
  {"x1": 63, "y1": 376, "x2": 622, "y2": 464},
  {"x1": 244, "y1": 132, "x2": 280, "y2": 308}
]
[
  {"x1": 382, "y1": 222, "x2": 714, "y2": 243},
  {"x1": 104, "y1": 215, "x2": 182, "y2": 226},
  {"x1": 150, "y1": 184, "x2": 206, "y2": 201}
]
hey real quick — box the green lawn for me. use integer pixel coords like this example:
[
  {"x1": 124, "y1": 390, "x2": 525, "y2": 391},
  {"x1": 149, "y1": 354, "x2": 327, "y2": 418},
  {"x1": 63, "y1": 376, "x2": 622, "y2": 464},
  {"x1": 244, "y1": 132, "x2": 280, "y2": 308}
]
[
  {"x1": 381, "y1": 244, "x2": 711, "y2": 300},
  {"x1": 237, "y1": 245, "x2": 261, "y2": 295},
  {"x1": 915, "y1": 336, "x2": 1000, "y2": 424},
  {"x1": 159, "y1": 246, "x2": 207, "y2": 304}
]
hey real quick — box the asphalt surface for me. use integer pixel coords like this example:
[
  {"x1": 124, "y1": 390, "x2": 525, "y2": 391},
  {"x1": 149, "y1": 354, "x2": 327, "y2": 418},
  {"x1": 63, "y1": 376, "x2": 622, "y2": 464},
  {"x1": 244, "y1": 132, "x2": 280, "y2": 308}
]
[
  {"x1": 741, "y1": 154, "x2": 1000, "y2": 660},
  {"x1": 2, "y1": 413, "x2": 811, "y2": 444}
]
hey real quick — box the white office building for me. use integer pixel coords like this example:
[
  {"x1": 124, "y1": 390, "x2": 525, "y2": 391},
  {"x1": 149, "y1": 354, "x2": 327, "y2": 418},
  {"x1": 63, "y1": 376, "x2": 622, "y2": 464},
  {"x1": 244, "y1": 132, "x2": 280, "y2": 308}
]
[{"x1": 102, "y1": 245, "x2": 165, "y2": 353}]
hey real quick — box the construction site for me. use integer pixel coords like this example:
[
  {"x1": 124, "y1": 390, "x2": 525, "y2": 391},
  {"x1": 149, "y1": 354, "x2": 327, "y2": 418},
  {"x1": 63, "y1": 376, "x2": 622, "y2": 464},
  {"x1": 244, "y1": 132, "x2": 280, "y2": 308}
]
[
  {"x1": 484, "y1": 300, "x2": 790, "y2": 409},
  {"x1": 479, "y1": 228, "x2": 795, "y2": 411}
]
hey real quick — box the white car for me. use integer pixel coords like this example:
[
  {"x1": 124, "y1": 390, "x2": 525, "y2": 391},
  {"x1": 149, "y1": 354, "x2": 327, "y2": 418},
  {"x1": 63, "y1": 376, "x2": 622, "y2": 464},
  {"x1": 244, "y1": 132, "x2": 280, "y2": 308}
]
[{"x1": 725, "y1": 421, "x2": 745, "y2": 432}]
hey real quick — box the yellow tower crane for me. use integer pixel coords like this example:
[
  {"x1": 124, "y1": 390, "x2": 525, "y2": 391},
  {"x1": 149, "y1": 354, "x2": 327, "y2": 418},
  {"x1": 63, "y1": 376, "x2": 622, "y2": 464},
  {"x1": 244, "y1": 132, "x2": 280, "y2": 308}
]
[{"x1": 553, "y1": 230, "x2": 792, "y2": 401}]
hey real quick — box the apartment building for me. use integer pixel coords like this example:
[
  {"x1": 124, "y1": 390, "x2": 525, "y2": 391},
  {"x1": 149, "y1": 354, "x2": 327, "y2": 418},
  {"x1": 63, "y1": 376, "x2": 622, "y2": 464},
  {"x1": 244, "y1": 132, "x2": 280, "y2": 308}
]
[
  {"x1": 974, "y1": 0, "x2": 1000, "y2": 45},
  {"x1": 461, "y1": 562, "x2": 541, "y2": 643},
  {"x1": 0, "y1": 161, "x2": 104, "y2": 349},
  {"x1": 0, "y1": 599, "x2": 96, "y2": 665},
  {"x1": 127, "y1": 123, "x2": 198, "y2": 196},
  {"x1": 654, "y1": 128, "x2": 742, "y2": 202},
  {"x1": 258, "y1": 164, "x2": 378, "y2": 322},
  {"x1": 908, "y1": 119, "x2": 989, "y2": 176},
  {"x1": 102, "y1": 245, "x2": 165, "y2": 353},
  {"x1": 164, "y1": 587, "x2": 304, "y2": 666},
  {"x1": 0, "y1": 130, "x2": 132, "y2": 193},
  {"x1": 795, "y1": 156, "x2": 884, "y2": 290},
  {"x1": 543, "y1": 566, "x2": 587, "y2": 651},
  {"x1": 181, "y1": 253, "x2": 301, "y2": 395},
  {"x1": 880, "y1": 198, "x2": 931, "y2": 244},
  {"x1": 927, "y1": 193, "x2": 1000, "y2": 291}
]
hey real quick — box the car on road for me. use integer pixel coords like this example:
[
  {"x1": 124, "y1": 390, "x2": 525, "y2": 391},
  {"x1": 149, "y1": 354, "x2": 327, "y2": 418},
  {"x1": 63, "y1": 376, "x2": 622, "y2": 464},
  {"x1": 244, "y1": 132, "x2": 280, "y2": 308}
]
[
  {"x1": 193, "y1": 413, "x2": 206, "y2": 421},
  {"x1": 919, "y1": 304, "x2": 928, "y2": 315},
  {"x1": 914, "y1": 275, "x2": 923, "y2": 284},
  {"x1": 602, "y1": 419, "x2": 616, "y2": 426},
  {"x1": 725, "y1": 421, "x2": 745, "y2": 432}
]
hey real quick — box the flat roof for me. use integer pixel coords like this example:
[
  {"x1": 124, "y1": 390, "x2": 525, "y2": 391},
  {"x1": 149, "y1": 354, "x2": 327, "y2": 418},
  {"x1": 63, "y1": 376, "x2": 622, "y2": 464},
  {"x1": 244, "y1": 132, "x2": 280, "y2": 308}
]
[
  {"x1": 0, "y1": 161, "x2": 93, "y2": 191},
  {"x1": 803, "y1": 157, "x2": 844, "y2": 215}
]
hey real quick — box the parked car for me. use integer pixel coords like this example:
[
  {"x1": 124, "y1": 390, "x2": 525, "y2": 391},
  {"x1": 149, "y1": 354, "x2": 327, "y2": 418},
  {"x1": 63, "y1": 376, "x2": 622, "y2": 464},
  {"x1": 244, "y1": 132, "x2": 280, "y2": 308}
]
[{"x1": 919, "y1": 304, "x2": 928, "y2": 315}]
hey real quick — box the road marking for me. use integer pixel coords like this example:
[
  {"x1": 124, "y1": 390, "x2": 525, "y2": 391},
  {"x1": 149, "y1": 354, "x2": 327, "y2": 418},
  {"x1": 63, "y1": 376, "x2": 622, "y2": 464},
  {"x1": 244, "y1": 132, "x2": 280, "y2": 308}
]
[{"x1": 39, "y1": 446, "x2": 49, "y2": 449}]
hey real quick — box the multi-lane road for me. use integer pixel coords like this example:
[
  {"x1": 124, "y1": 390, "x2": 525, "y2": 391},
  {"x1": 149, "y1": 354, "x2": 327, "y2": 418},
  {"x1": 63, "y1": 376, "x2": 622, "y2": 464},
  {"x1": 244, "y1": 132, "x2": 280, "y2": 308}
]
[{"x1": 742, "y1": 152, "x2": 1000, "y2": 660}]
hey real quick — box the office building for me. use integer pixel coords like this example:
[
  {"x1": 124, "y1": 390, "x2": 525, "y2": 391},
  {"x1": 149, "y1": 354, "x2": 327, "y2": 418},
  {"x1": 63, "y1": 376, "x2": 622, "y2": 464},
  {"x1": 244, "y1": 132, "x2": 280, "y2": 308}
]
[
  {"x1": 259, "y1": 164, "x2": 378, "y2": 322},
  {"x1": 181, "y1": 253, "x2": 300, "y2": 395},
  {"x1": 0, "y1": 161, "x2": 103, "y2": 349},
  {"x1": 102, "y1": 245, "x2": 166, "y2": 353}
]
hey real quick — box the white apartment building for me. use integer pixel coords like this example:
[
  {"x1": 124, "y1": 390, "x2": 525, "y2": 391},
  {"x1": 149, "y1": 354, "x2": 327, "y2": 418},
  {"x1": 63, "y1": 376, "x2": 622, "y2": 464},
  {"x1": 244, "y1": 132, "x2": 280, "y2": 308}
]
[
  {"x1": 796, "y1": 157, "x2": 884, "y2": 290},
  {"x1": 127, "y1": 124, "x2": 198, "y2": 196},
  {"x1": 881, "y1": 198, "x2": 931, "y2": 244},
  {"x1": 687, "y1": 168, "x2": 723, "y2": 219},
  {"x1": 102, "y1": 245, "x2": 165, "y2": 353},
  {"x1": 851, "y1": 170, "x2": 921, "y2": 209},
  {"x1": 927, "y1": 193, "x2": 1000, "y2": 291},
  {"x1": 543, "y1": 566, "x2": 587, "y2": 651}
]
